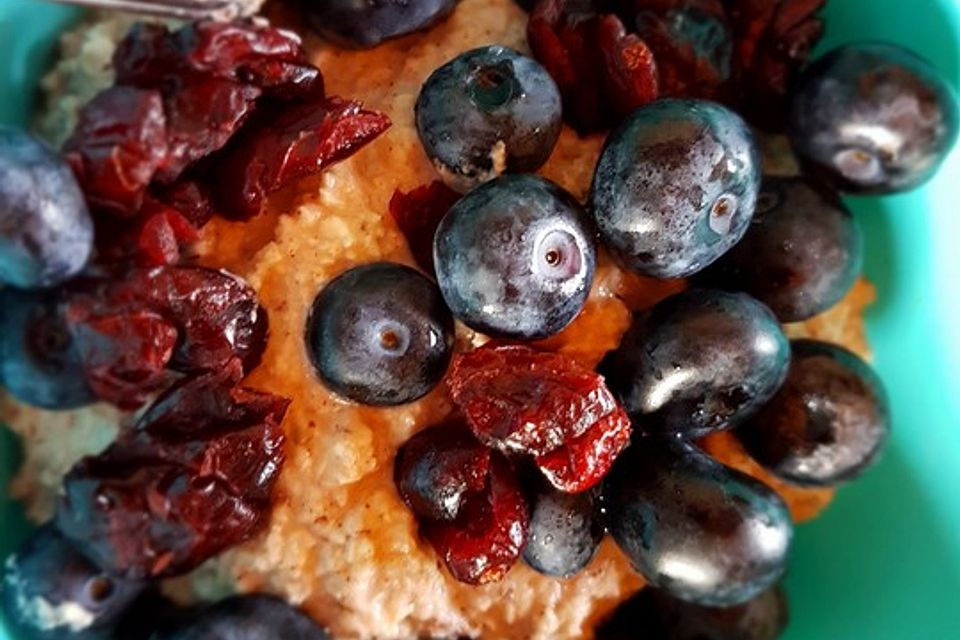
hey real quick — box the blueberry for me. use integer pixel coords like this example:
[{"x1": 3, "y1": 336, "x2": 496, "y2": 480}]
[
  {"x1": 433, "y1": 174, "x2": 595, "y2": 340},
  {"x1": 696, "y1": 176, "x2": 863, "y2": 322},
  {"x1": 157, "y1": 594, "x2": 330, "y2": 640},
  {"x1": 416, "y1": 46, "x2": 562, "y2": 192},
  {"x1": 0, "y1": 127, "x2": 93, "y2": 289},
  {"x1": 522, "y1": 481, "x2": 604, "y2": 579},
  {"x1": 1, "y1": 524, "x2": 145, "y2": 640},
  {"x1": 306, "y1": 262, "x2": 454, "y2": 406},
  {"x1": 605, "y1": 441, "x2": 793, "y2": 607},
  {"x1": 304, "y1": 0, "x2": 458, "y2": 48},
  {"x1": 589, "y1": 99, "x2": 761, "y2": 278},
  {"x1": 738, "y1": 340, "x2": 889, "y2": 487},
  {"x1": 602, "y1": 289, "x2": 789, "y2": 439},
  {"x1": 597, "y1": 585, "x2": 789, "y2": 640},
  {"x1": 0, "y1": 287, "x2": 96, "y2": 410},
  {"x1": 788, "y1": 43, "x2": 960, "y2": 194}
]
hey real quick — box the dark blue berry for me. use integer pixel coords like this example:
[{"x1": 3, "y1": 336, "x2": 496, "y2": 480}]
[
  {"x1": 597, "y1": 585, "x2": 789, "y2": 640},
  {"x1": 522, "y1": 481, "x2": 603, "y2": 579},
  {"x1": 589, "y1": 99, "x2": 761, "y2": 278},
  {"x1": 416, "y1": 46, "x2": 562, "y2": 192},
  {"x1": 696, "y1": 176, "x2": 863, "y2": 322},
  {"x1": 605, "y1": 441, "x2": 792, "y2": 607},
  {"x1": 0, "y1": 524, "x2": 145, "y2": 640},
  {"x1": 0, "y1": 127, "x2": 93, "y2": 289},
  {"x1": 738, "y1": 340, "x2": 889, "y2": 487},
  {"x1": 788, "y1": 43, "x2": 960, "y2": 194},
  {"x1": 157, "y1": 595, "x2": 330, "y2": 640},
  {"x1": 306, "y1": 262, "x2": 454, "y2": 406},
  {"x1": 602, "y1": 289, "x2": 789, "y2": 439},
  {"x1": 305, "y1": 0, "x2": 458, "y2": 48},
  {"x1": 433, "y1": 174, "x2": 596, "y2": 340},
  {"x1": 0, "y1": 287, "x2": 96, "y2": 410}
]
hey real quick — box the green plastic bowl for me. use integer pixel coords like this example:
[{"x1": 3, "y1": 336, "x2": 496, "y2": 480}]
[{"x1": 2, "y1": 1, "x2": 959, "y2": 638}]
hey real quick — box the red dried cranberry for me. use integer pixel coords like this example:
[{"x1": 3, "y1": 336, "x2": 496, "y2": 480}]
[
  {"x1": 448, "y1": 344, "x2": 628, "y2": 458},
  {"x1": 63, "y1": 86, "x2": 168, "y2": 217},
  {"x1": 388, "y1": 181, "x2": 461, "y2": 275},
  {"x1": 56, "y1": 360, "x2": 289, "y2": 579},
  {"x1": 152, "y1": 179, "x2": 219, "y2": 227},
  {"x1": 421, "y1": 454, "x2": 529, "y2": 585},
  {"x1": 136, "y1": 204, "x2": 200, "y2": 267},
  {"x1": 395, "y1": 423, "x2": 491, "y2": 521},
  {"x1": 213, "y1": 96, "x2": 390, "y2": 218},
  {"x1": 535, "y1": 408, "x2": 631, "y2": 492}
]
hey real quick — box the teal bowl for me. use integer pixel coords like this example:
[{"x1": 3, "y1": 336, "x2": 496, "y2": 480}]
[{"x1": 2, "y1": 1, "x2": 959, "y2": 638}]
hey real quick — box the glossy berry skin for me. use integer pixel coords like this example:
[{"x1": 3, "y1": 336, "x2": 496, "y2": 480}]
[
  {"x1": 603, "y1": 289, "x2": 789, "y2": 439},
  {"x1": 306, "y1": 262, "x2": 454, "y2": 406},
  {"x1": 0, "y1": 287, "x2": 96, "y2": 410},
  {"x1": 738, "y1": 340, "x2": 889, "y2": 487},
  {"x1": 788, "y1": 44, "x2": 960, "y2": 194},
  {"x1": 589, "y1": 99, "x2": 761, "y2": 278},
  {"x1": 522, "y1": 480, "x2": 603, "y2": 579},
  {"x1": 0, "y1": 524, "x2": 146, "y2": 640},
  {"x1": 157, "y1": 594, "x2": 330, "y2": 640},
  {"x1": 434, "y1": 175, "x2": 595, "y2": 340},
  {"x1": 305, "y1": 0, "x2": 458, "y2": 49},
  {"x1": 597, "y1": 585, "x2": 789, "y2": 640},
  {"x1": 0, "y1": 127, "x2": 93, "y2": 289},
  {"x1": 697, "y1": 176, "x2": 863, "y2": 322},
  {"x1": 605, "y1": 441, "x2": 793, "y2": 607},
  {"x1": 416, "y1": 46, "x2": 562, "y2": 192}
]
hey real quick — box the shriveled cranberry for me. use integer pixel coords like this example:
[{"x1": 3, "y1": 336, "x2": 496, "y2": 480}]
[
  {"x1": 56, "y1": 360, "x2": 289, "y2": 579},
  {"x1": 152, "y1": 179, "x2": 219, "y2": 227},
  {"x1": 395, "y1": 423, "x2": 491, "y2": 521},
  {"x1": 535, "y1": 408, "x2": 631, "y2": 493},
  {"x1": 214, "y1": 96, "x2": 390, "y2": 218},
  {"x1": 136, "y1": 204, "x2": 200, "y2": 267},
  {"x1": 63, "y1": 86, "x2": 168, "y2": 217},
  {"x1": 421, "y1": 454, "x2": 529, "y2": 585},
  {"x1": 388, "y1": 181, "x2": 460, "y2": 275}
]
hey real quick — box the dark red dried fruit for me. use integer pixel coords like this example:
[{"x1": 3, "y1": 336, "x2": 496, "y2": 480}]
[
  {"x1": 153, "y1": 179, "x2": 219, "y2": 227},
  {"x1": 448, "y1": 344, "x2": 629, "y2": 460},
  {"x1": 395, "y1": 422, "x2": 491, "y2": 521},
  {"x1": 136, "y1": 204, "x2": 200, "y2": 267},
  {"x1": 535, "y1": 408, "x2": 631, "y2": 492},
  {"x1": 56, "y1": 360, "x2": 289, "y2": 579},
  {"x1": 63, "y1": 86, "x2": 168, "y2": 217},
  {"x1": 420, "y1": 454, "x2": 529, "y2": 585},
  {"x1": 214, "y1": 96, "x2": 391, "y2": 218},
  {"x1": 388, "y1": 181, "x2": 461, "y2": 275}
]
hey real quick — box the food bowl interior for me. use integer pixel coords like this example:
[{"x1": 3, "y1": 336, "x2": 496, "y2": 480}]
[{"x1": 1, "y1": 1, "x2": 959, "y2": 639}]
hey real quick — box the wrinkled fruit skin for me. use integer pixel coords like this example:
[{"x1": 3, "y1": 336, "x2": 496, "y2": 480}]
[
  {"x1": 434, "y1": 175, "x2": 596, "y2": 340},
  {"x1": 415, "y1": 46, "x2": 562, "y2": 192},
  {"x1": 395, "y1": 423, "x2": 491, "y2": 521},
  {"x1": 590, "y1": 99, "x2": 761, "y2": 278},
  {"x1": 0, "y1": 524, "x2": 146, "y2": 640},
  {"x1": 389, "y1": 181, "x2": 461, "y2": 275},
  {"x1": 788, "y1": 43, "x2": 960, "y2": 194},
  {"x1": 421, "y1": 454, "x2": 530, "y2": 585},
  {"x1": 56, "y1": 362, "x2": 289, "y2": 579},
  {"x1": 305, "y1": 0, "x2": 459, "y2": 48},
  {"x1": 522, "y1": 480, "x2": 603, "y2": 578},
  {"x1": 306, "y1": 262, "x2": 454, "y2": 406},
  {"x1": 738, "y1": 339, "x2": 889, "y2": 487},
  {"x1": 604, "y1": 289, "x2": 789, "y2": 438},
  {"x1": 597, "y1": 584, "x2": 789, "y2": 640},
  {"x1": 448, "y1": 344, "x2": 631, "y2": 492},
  {"x1": 156, "y1": 594, "x2": 331, "y2": 640},
  {"x1": 605, "y1": 440, "x2": 793, "y2": 607},
  {"x1": 0, "y1": 128, "x2": 93, "y2": 289},
  {"x1": 696, "y1": 176, "x2": 863, "y2": 322},
  {"x1": 0, "y1": 287, "x2": 97, "y2": 410}
]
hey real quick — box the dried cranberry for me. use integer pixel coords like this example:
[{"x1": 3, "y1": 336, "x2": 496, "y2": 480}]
[
  {"x1": 214, "y1": 96, "x2": 390, "y2": 218},
  {"x1": 535, "y1": 408, "x2": 631, "y2": 492},
  {"x1": 136, "y1": 204, "x2": 200, "y2": 267},
  {"x1": 395, "y1": 423, "x2": 491, "y2": 521},
  {"x1": 388, "y1": 181, "x2": 461, "y2": 275},
  {"x1": 153, "y1": 179, "x2": 219, "y2": 227},
  {"x1": 56, "y1": 360, "x2": 289, "y2": 579},
  {"x1": 63, "y1": 86, "x2": 168, "y2": 217},
  {"x1": 421, "y1": 454, "x2": 529, "y2": 585},
  {"x1": 448, "y1": 344, "x2": 629, "y2": 459}
]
